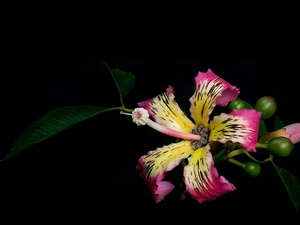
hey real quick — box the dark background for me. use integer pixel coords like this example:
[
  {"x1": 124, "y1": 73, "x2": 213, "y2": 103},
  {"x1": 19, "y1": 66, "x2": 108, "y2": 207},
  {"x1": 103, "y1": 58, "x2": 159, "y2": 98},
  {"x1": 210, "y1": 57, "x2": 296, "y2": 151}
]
[{"x1": 1, "y1": 57, "x2": 299, "y2": 220}]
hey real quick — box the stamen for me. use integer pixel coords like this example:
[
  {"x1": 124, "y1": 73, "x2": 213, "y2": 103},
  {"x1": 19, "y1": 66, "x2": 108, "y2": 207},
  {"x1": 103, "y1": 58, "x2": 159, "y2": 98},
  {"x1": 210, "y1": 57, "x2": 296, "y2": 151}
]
[
  {"x1": 146, "y1": 119, "x2": 201, "y2": 141},
  {"x1": 120, "y1": 108, "x2": 201, "y2": 141}
]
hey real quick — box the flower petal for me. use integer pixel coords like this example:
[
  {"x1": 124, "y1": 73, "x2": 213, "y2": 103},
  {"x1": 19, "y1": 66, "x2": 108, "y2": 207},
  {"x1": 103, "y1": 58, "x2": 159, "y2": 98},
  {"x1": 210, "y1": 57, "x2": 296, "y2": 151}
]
[
  {"x1": 259, "y1": 123, "x2": 300, "y2": 144},
  {"x1": 283, "y1": 123, "x2": 300, "y2": 144},
  {"x1": 209, "y1": 109, "x2": 261, "y2": 152},
  {"x1": 184, "y1": 145, "x2": 236, "y2": 203},
  {"x1": 136, "y1": 140, "x2": 194, "y2": 203},
  {"x1": 189, "y1": 69, "x2": 239, "y2": 127},
  {"x1": 138, "y1": 86, "x2": 195, "y2": 133}
]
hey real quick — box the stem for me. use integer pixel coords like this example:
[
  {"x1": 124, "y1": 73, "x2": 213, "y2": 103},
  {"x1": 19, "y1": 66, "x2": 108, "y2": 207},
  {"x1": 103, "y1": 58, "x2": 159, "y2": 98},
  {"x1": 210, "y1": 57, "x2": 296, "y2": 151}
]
[
  {"x1": 226, "y1": 149, "x2": 244, "y2": 158},
  {"x1": 227, "y1": 158, "x2": 245, "y2": 168},
  {"x1": 256, "y1": 142, "x2": 267, "y2": 149},
  {"x1": 109, "y1": 106, "x2": 133, "y2": 112},
  {"x1": 226, "y1": 148, "x2": 271, "y2": 164},
  {"x1": 120, "y1": 98, "x2": 125, "y2": 109},
  {"x1": 268, "y1": 154, "x2": 274, "y2": 164},
  {"x1": 241, "y1": 149, "x2": 270, "y2": 164}
]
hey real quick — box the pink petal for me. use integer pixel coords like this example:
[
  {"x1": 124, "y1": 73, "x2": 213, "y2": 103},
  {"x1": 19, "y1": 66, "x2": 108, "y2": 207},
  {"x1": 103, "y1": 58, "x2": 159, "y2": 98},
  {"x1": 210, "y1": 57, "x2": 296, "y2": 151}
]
[
  {"x1": 138, "y1": 86, "x2": 195, "y2": 134},
  {"x1": 209, "y1": 109, "x2": 261, "y2": 152},
  {"x1": 284, "y1": 123, "x2": 300, "y2": 144},
  {"x1": 136, "y1": 141, "x2": 194, "y2": 203},
  {"x1": 184, "y1": 146, "x2": 236, "y2": 203},
  {"x1": 189, "y1": 69, "x2": 240, "y2": 127},
  {"x1": 259, "y1": 123, "x2": 300, "y2": 144}
]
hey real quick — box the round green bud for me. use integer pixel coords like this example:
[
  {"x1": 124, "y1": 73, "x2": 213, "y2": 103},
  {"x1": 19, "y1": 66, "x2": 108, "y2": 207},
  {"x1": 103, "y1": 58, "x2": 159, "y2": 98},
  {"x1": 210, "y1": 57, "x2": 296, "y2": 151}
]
[
  {"x1": 228, "y1": 99, "x2": 245, "y2": 112},
  {"x1": 243, "y1": 161, "x2": 261, "y2": 177},
  {"x1": 254, "y1": 96, "x2": 277, "y2": 120},
  {"x1": 265, "y1": 137, "x2": 294, "y2": 157}
]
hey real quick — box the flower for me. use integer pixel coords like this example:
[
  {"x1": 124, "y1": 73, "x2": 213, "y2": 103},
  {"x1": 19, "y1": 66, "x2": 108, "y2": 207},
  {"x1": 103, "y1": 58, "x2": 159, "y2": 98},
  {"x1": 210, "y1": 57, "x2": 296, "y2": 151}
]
[
  {"x1": 131, "y1": 69, "x2": 261, "y2": 203},
  {"x1": 259, "y1": 123, "x2": 300, "y2": 144}
]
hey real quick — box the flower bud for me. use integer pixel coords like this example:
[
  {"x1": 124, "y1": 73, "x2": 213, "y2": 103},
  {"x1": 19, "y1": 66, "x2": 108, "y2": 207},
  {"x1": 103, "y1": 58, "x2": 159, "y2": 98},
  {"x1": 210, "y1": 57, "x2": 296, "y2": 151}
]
[
  {"x1": 228, "y1": 99, "x2": 245, "y2": 112},
  {"x1": 263, "y1": 137, "x2": 294, "y2": 157},
  {"x1": 242, "y1": 161, "x2": 261, "y2": 177},
  {"x1": 258, "y1": 123, "x2": 300, "y2": 144},
  {"x1": 254, "y1": 96, "x2": 277, "y2": 120}
]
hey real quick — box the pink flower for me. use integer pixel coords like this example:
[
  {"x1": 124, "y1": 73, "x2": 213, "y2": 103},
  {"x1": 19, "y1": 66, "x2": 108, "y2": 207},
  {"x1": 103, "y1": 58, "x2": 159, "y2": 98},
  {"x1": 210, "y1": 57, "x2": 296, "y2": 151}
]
[{"x1": 127, "y1": 69, "x2": 261, "y2": 203}]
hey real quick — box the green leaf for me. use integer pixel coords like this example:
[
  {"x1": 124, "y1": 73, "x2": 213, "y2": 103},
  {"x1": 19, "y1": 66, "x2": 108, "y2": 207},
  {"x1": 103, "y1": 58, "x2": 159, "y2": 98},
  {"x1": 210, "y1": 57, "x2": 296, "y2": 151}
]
[
  {"x1": 3, "y1": 106, "x2": 109, "y2": 161},
  {"x1": 99, "y1": 61, "x2": 135, "y2": 102},
  {"x1": 213, "y1": 149, "x2": 227, "y2": 163},
  {"x1": 274, "y1": 165, "x2": 300, "y2": 213},
  {"x1": 242, "y1": 100, "x2": 253, "y2": 109},
  {"x1": 259, "y1": 120, "x2": 268, "y2": 136},
  {"x1": 274, "y1": 114, "x2": 285, "y2": 130},
  {"x1": 111, "y1": 68, "x2": 135, "y2": 100}
]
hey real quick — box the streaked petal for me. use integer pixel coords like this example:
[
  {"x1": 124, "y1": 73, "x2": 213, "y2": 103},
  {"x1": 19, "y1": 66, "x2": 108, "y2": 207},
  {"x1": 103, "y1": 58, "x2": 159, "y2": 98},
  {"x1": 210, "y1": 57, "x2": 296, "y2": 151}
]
[
  {"x1": 136, "y1": 140, "x2": 194, "y2": 203},
  {"x1": 138, "y1": 86, "x2": 195, "y2": 133},
  {"x1": 184, "y1": 145, "x2": 236, "y2": 203},
  {"x1": 209, "y1": 109, "x2": 261, "y2": 152},
  {"x1": 189, "y1": 69, "x2": 239, "y2": 127}
]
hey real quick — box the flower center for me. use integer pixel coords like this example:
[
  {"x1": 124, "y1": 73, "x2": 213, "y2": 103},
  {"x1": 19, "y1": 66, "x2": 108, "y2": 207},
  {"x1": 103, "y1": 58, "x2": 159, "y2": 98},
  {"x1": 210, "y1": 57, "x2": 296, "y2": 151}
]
[{"x1": 191, "y1": 125, "x2": 209, "y2": 150}]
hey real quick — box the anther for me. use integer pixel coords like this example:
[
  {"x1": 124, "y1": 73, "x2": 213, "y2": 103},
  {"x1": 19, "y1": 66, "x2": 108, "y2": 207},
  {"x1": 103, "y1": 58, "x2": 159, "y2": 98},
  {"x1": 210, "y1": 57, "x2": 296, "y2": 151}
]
[{"x1": 191, "y1": 125, "x2": 209, "y2": 149}]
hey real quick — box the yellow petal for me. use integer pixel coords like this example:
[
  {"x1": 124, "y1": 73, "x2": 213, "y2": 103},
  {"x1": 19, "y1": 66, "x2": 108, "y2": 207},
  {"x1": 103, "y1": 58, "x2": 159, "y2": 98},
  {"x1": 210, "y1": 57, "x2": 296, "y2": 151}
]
[
  {"x1": 209, "y1": 109, "x2": 261, "y2": 152},
  {"x1": 136, "y1": 140, "x2": 194, "y2": 202},
  {"x1": 184, "y1": 145, "x2": 236, "y2": 203},
  {"x1": 138, "y1": 86, "x2": 195, "y2": 133},
  {"x1": 189, "y1": 69, "x2": 239, "y2": 127}
]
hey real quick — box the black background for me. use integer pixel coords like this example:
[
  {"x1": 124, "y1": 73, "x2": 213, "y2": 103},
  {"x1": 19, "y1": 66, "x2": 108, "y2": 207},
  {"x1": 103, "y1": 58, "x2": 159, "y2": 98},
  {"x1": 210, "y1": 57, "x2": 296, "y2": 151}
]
[{"x1": 1, "y1": 57, "x2": 300, "y2": 220}]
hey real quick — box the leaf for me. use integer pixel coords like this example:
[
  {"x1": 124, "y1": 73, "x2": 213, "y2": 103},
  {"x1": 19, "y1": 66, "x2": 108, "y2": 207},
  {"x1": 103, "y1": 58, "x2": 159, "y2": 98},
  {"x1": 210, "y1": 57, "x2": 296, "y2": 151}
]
[
  {"x1": 3, "y1": 106, "x2": 109, "y2": 161},
  {"x1": 259, "y1": 120, "x2": 268, "y2": 136},
  {"x1": 242, "y1": 100, "x2": 253, "y2": 109},
  {"x1": 274, "y1": 114, "x2": 285, "y2": 130},
  {"x1": 274, "y1": 165, "x2": 300, "y2": 213},
  {"x1": 213, "y1": 149, "x2": 227, "y2": 163},
  {"x1": 99, "y1": 61, "x2": 135, "y2": 101},
  {"x1": 111, "y1": 68, "x2": 135, "y2": 100}
]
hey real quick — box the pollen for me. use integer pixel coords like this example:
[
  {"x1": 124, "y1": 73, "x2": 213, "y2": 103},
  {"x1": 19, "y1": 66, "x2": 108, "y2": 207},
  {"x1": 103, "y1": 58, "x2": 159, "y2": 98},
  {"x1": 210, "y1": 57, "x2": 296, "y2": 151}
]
[{"x1": 191, "y1": 125, "x2": 209, "y2": 150}]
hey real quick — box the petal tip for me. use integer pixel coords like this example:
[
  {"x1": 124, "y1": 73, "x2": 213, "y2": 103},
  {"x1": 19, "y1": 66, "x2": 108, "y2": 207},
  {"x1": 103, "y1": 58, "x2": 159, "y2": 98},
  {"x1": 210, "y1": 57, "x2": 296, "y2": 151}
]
[
  {"x1": 184, "y1": 148, "x2": 236, "y2": 204},
  {"x1": 285, "y1": 123, "x2": 300, "y2": 144},
  {"x1": 166, "y1": 85, "x2": 175, "y2": 94},
  {"x1": 154, "y1": 181, "x2": 175, "y2": 203},
  {"x1": 193, "y1": 69, "x2": 240, "y2": 107},
  {"x1": 231, "y1": 109, "x2": 261, "y2": 152}
]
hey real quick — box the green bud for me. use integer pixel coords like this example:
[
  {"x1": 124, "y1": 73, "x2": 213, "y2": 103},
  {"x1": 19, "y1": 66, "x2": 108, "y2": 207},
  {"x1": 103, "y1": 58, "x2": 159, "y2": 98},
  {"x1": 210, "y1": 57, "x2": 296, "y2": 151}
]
[
  {"x1": 228, "y1": 99, "x2": 246, "y2": 112},
  {"x1": 254, "y1": 96, "x2": 277, "y2": 120},
  {"x1": 264, "y1": 137, "x2": 294, "y2": 157},
  {"x1": 242, "y1": 161, "x2": 261, "y2": 177}
]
